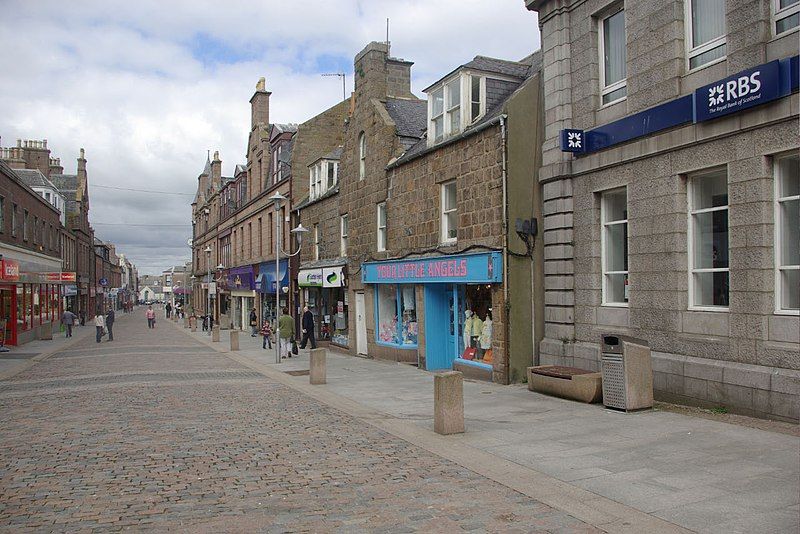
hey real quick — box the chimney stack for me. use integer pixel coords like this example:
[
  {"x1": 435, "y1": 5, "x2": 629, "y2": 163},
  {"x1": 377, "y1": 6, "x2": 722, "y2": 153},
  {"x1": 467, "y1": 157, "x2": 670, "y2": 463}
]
[
  {"x1": 211, "y1": 150, "x2": 222, "y2": 190},
  {"x1": 353, "y1": 42, "x2": 414, "y2": 102},
  {"x1": 250, "y1": 77, "x2": 271, "y2": 129}
]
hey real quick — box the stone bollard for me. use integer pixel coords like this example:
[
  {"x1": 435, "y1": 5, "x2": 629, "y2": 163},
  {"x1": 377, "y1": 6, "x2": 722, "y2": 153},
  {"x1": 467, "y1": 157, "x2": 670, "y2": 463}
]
[
  {"x1": 310, "y1": 348, "x2": 326, "y2": 385},
  {"x1": 191, "y1": 321, "x2": 197, "y2": 332},
  {"x1": 183, "y1": 317, "x2": 189, "y2": 328},
  {"x1": 434, "y1": 371, "x2": 465, "y2": 435},
  {"x1": 230, "y1": 330, "x2": 239, "y2": 351},
  {"x1": 211, "y1": 325, "x2": 220, "y2": 342},
  {"x1": 40, "y1": 322, "x2": 53, "y2": 341}
]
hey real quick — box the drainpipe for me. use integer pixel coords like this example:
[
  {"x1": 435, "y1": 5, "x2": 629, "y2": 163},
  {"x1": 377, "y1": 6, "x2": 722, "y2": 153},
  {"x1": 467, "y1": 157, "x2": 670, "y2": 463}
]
[{"x1": 500, "y1": 114, "x2": 510, "y2": 385}]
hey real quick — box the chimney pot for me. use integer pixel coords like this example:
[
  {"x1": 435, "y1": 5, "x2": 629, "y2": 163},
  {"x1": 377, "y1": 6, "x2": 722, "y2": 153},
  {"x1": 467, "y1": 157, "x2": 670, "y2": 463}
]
[
  {"x1": 256, "y1": 77, "x2": 266, "y2": 91},
  {"x1": 80, "y1": 148, "x2": 85, "y2": 159}
]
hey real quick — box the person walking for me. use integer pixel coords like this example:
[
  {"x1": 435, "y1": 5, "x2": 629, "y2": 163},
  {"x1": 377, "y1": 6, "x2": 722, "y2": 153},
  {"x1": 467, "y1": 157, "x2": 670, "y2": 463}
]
[
  {"x1": 94, "y1": 311, "x2": 105, "y2": 343},
  {"x1": 61, "y1": 309, "x2": 76, "y2": 338},
  {"x1": 79, "y1": 309, "x2": 86, "y2": 326},
  {"x1": 260, "y1": 318, "x2": 273, "y2": 349},
  {"x1": 146, "y1": 305, "x2": 156, "y2": 329},
  {"x1": 277, "y1": 307, "x2": 294, "y2": 359},
  {"x1": 299, "y1": 306, "x2": 317, "y2": 349},
  {"x1": 105, "y1": 308, "x2": 115, "y2": 341},
  {"x1": 249, "y1": 309, "x2": 258, "y2": 337},
  {"x1": 165, "y1": 302, "x2": 172, "y2": 319}
]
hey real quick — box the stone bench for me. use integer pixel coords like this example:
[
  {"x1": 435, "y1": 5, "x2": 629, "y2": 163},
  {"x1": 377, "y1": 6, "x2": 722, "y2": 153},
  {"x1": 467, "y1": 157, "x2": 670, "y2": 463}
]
[{"x1": 527, "y1": 365, "x2": 602, "y2": 403}]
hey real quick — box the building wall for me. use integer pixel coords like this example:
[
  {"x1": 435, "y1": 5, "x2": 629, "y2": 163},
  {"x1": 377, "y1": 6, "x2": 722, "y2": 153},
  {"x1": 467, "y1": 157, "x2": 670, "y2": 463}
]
[{"x1": 529, "y1": 0, "x2": 800, "y2": 420}]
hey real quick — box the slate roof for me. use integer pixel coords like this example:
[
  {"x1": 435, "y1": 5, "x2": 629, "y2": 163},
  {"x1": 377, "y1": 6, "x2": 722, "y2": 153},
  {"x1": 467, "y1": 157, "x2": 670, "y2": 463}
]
[
  {"x1": 50, "y1": 173, "x2": 78, "y2": 193},
  {"x1": 234, "y1": 164, "x2": 247, "y2": 176},
  {"x1": 463, "y1": 55, "x2": 531, "y2": 79},
  {"x1": 14, "y1": 168, "x2": 60, "y2": 191},
  {"x1": 272, "y1": 123, "x2": 298, "y2": 135},
  {"x1": 384, "y1": 98, "x2": 428, "y2": 139},
  {"x1": 323, "y1": 146, "x2": 343, "y2": 160},
  {"x1": 279, "y1": 138, "x2": 294, "y2": 164}
]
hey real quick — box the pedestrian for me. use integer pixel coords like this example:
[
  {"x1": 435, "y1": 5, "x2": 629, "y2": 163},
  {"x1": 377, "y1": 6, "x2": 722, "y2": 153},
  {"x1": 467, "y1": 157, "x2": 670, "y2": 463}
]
[
  {"x1": 260, "y1": 318, "x2": 273, "y2": 349},
  {"x1": 277, "y1": 307, "x2": 294, "y2": 359},
  {"x1": 94, "y1": 310, "x2": 105, "y2": 343},
  {"x1": 202, "y1": 314, "x2": 208, "y2": 332},
  {"x1": 79, "y1": 309, "x2": 86, "y2": 326},
  {"x1": 249, "y1": 309, "x2": 258, "y2": 337},
  {"x1": 146, "y1": 305, "x2": 156, "y2": 329},
  {"x1": 299, "y1": 306, "x2": 317, "y2": 349},
  {"x1": 105, "y1": 308, "x2": 115, "y2": 342},
  {"x1": 165, "y1": 302, "x2": 172, "y2": 318},
  {"x1": 61, "y1": 309, "x2": 76, "y2": 338}
]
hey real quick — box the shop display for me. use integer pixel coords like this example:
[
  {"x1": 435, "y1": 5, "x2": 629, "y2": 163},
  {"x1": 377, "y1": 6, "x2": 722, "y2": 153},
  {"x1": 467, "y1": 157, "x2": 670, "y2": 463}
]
[{"x1": 376, "y1": 284, "x2": 417, "y2": 347}]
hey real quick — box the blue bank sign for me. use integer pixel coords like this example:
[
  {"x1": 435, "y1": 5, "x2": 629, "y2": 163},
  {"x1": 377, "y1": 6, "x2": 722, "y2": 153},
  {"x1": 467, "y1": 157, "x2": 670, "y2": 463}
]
[
  {"x1": 694, "y1": 60, "x2": 780, "y2": 122},
  {"x1": 560, "y1": 55, "x2": 798, "y2": 154}
]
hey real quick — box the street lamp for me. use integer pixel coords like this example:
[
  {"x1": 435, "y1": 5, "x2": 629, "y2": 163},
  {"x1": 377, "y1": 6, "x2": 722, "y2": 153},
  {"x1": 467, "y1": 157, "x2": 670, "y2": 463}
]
[
  {"x1": 205, "y1": 245, "x2": 212, "y2": 335},
  {"x1": 189, "y1": 275, "x2": 196, "y2": 316},
  {"x1": 269, "y1": 192, "x2": 308, "y2": 364},
  {"x1": 215, "y1": 263, "x2": 224, "y2": 328}
]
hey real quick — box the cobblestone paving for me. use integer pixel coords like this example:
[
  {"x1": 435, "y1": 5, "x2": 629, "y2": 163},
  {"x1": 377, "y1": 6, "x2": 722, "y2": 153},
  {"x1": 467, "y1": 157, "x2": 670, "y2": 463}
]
[{"x1": 0, "y1": 313, "x2": 599, "y2": 533}]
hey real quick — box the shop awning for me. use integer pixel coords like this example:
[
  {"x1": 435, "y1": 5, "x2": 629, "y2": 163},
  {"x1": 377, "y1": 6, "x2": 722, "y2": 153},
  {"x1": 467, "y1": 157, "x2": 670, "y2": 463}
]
[{"x1": 256, "y1": 259, "x2": 288, "y2": 293}]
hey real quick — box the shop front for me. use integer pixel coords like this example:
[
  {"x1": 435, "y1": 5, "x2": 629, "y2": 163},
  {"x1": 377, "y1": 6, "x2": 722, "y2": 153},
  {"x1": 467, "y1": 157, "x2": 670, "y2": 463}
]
[
  {"x1": 362, "y1": 251, "x2": 503, "y2": 379},
  {"x1": 256, "y1": 259, "x2": 288, "y2": 324},
  {"x1": 226, "y1": 265, "x2": 256, "y2": 331},
  {"x1": 0, "y1": 258, "x2": 64, "y2": 347},
  {"x1": 298, "y1": 261, "x2": 348, "y2": 347}
]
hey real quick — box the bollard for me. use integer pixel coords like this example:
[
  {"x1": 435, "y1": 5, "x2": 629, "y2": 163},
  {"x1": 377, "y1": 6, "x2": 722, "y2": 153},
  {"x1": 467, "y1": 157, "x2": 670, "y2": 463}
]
[
  {"x1": 183, "y1": 317, "x2": 189, "y2": 328},
  {"x1": 211, "y1": 325, "x2": 220, "y2": 342},
  {"x1": 191, "y1": 321, "x2": 197, "y2": 332},
  {"x1": 434, "y1": 371, "x2": 465, "y2": 435},
  {"x1": 310, "y1": 348, "x2": 327, "y2": 385},
  {"x1": 40, "y1": 322, "x2": 53, "y2": 341},
  {"x1": 230, "y1": 330, "x2": 240, "y2": 351}
]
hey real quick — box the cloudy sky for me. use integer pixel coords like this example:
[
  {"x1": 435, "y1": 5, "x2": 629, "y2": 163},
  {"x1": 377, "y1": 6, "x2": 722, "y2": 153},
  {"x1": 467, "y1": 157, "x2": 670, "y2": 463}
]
[{"x1": 0, "y1": 0, "x2": 540, "y2": 275}]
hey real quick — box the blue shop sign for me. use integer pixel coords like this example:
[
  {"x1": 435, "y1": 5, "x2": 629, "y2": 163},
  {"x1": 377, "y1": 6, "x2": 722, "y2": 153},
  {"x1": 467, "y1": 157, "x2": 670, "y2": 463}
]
[
  {"x1": 362, "y1": 251, "x2": 503, "y2": 284},
  {"x1": 694, "y1": 60, "x2": 780, "y2": 122},
  {"x1": 560, "y1": 55, "x2": 798, "y2": 155}
]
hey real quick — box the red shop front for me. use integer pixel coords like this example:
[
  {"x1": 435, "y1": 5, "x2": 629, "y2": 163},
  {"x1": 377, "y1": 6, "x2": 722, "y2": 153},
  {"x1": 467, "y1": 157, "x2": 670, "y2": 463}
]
[{"x1": 0, "y1": 260, "x2": 64, "y2": 347}]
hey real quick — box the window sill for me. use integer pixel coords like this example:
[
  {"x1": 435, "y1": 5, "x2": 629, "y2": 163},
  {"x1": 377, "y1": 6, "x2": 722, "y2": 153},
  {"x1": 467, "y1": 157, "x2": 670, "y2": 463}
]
[
  {"x1": 685, "y1": 55, "x2": 727, "y2": 75},
  {"x1": 771, "y1": 25, "x2": 799, "y2": 41},
  {"x1": 375, "y1": 340, "x2": 418, "y2": 349},
  {"x1": 773, "y1": 309, "x2": 800, "y2": 317},
  {"x1": 600, "y1": 302, "x2": 629, "y2": 308},
  {"x1": 688, "y1": 306, "x2": 729, "y2": 313},
  {"x1": 440, "y1": 239, "x2": 457, "y2": 246},
  {"x1": 598, "y1": 95, "x2": 626, "y2": 110}
]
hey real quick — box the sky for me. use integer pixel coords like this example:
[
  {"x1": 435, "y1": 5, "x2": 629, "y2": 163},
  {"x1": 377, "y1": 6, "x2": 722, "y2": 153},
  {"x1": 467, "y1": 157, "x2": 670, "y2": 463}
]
[{"x1": 0, "y1": 0, "x2": 540, "y2": 275}]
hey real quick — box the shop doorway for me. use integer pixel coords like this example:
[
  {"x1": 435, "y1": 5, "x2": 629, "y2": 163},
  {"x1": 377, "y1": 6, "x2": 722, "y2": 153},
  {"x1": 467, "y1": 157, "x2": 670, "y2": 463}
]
[
  {"x1": 0, "y1": 287, "x2": 16, "y2": 346},
  {"x1": 355, "y1": 292, "x2": 367, "y2": 355}
]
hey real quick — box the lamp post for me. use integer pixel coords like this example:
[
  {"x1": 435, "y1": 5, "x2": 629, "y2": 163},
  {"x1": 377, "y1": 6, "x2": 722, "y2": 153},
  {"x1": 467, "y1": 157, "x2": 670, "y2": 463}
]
[
  {"x1": 189, "y1": 275, "x2": 196, "y2": 316},
  {"x1": 270, "y1": 192, "x2": 308, "y2": 364},
  {"x1": 215, "y1": 263, "x2": 224, "y2": 327},
  {"x1": 205, "y1": 245, "x2": 211, "y2": 335}
]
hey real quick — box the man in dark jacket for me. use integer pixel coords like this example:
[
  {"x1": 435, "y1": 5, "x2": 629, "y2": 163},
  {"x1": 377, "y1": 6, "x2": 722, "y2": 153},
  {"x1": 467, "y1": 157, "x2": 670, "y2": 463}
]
[
  {"x1": 299, "y1": 306, "x2": 316, "y2": 349},
  {"x1": 105, "y1": 309, "x2": 115, "y2": 341}
]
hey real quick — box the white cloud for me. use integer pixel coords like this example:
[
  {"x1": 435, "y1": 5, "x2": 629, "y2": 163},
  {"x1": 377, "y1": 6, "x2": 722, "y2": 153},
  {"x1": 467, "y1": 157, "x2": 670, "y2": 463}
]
[{"x1": 0, "y1": 0, "x2": 539, "y2": 274}]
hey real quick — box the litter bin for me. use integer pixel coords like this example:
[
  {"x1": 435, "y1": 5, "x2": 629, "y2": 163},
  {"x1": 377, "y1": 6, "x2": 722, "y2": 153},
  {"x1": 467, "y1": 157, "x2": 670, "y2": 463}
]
[{"x1": 600, "y1": 334, "x2": 653, "y2": 411}]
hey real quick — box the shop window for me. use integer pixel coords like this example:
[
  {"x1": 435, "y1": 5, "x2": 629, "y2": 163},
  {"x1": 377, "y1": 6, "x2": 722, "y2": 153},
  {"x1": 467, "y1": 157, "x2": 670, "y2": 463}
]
[
  {"x1": 689, "y1": 168, "x2": 729, "y2": 309},
  {"x1": 359, "y1": 133, "x2": 366, "y2": 180},
  {"x1": 774, "y1": 0, "x2": 800, "y2": 35},
  {"x1": 441, "y1": 181, "x2": 457, "y2": 243},
  {"x1": 601, "y1": 188, "x2": 629, "y2": 305},
  {"x1": 340, "y1": 214, "x2": 349, "y2": 257},
  {"x1": 686, "y1": 0, "x2": 727, "y2": 70},
  {"x1": 775, "y1": 154, "x2": 799, "y2": 312},
  {"x1": 377, "y1": 202, "x2": 387, "y2": 252},
  {"x1": 599, "y1": 8, "x2": 627, "y2": 105},
  {"x1": 376, "y1": 284, "x2": 417, "y2": 346}
]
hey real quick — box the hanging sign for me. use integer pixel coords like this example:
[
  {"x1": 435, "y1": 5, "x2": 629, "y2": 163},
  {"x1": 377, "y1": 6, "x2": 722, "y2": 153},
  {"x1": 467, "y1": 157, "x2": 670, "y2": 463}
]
[{"x1": 322, "y1": 266, "x2": 345, "y2": 288}]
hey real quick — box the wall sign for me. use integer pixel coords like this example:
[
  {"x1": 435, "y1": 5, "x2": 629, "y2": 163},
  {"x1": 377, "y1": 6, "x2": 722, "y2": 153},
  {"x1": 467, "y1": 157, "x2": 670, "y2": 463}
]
[
  {"x1": 560, "y1": 129, "x2": 585, "y2": 153},
  {"x1": 0, "y1": 259, "x2": 20, "y2": 281},
  {"x1": 694, "y1": 60, "x2": 780, "y2": 122},
  {"x1": 298, "y1": 269, "x2": 323, "y2": 287},
  {"x1": 362, "y1": 251, "x2": 503, "y2": 284},
  {"x1": 322, "y1": 266, "x2": 345, "y2": 287}
]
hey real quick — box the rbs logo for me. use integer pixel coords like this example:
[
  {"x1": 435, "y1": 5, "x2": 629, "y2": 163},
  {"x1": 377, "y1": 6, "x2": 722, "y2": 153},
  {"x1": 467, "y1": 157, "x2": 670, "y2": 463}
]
[{"x1": 708, "y1": 71, "x2": 762, "y2": 107}]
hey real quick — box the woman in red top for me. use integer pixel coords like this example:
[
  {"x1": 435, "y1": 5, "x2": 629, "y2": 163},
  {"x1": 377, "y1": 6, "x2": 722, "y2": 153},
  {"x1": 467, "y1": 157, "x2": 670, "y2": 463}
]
[{"x1": 146, "y1": 305, "x2": 156, "y2": 329}]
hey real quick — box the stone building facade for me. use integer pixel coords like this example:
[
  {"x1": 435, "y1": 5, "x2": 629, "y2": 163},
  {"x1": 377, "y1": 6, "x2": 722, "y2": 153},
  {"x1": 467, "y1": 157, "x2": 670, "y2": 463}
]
[{"x1": 526, "y1": 0, "x2": 799, "y2": 420}]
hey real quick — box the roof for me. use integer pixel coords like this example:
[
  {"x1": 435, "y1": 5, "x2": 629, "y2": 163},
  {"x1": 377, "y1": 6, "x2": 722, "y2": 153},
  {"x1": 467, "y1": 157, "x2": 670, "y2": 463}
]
[
  {"x1": 279, "y1": 138, "x2": 294, "y2": 164},
  {"x1": 234, "y1": 164, "x2": 247, "y2": 176},
  {"x1": 272, "y1": 123, "x2": 298, "y2": 135},
  {"x1": 50, "y1": 173, "x2": 78, "y2": 193},
  {"x1": 201, "y1": 154, "x2": 211, "y2": 176},
  {"x1": 384, "y1": 98, "x2": 428, "y2": 139},
  {"x1": 308, "y1": 146, "x2": 344, "y2": 168},
  {"x1": 422, "y1": 54, "x2": 533, "y2": 93},
  {"x1": 299, "y1": 257, "x2": 348, "y2": 270},
  {"x1": 294, "y1": 185, "x2": 338, "y2": 211},
  {"x1": 14, "y1": 168, "x2": 61, "y2": 191}
]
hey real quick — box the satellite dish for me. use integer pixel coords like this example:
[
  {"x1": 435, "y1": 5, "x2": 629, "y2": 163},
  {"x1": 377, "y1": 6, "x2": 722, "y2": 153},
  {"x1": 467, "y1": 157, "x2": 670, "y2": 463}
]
[{"x1": 187, "y1": 238, "x2": 193, "y2": 246}]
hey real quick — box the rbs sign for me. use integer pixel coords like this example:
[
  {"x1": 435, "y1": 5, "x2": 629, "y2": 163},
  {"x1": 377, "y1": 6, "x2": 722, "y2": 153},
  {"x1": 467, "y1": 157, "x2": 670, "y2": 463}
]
[{"x1": 695, "y1": 61, "x2": 780, "y2": 122}]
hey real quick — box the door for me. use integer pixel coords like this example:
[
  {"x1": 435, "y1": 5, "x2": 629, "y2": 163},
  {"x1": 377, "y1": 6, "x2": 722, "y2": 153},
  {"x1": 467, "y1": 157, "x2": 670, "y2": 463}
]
[
  {"x1": 424, "y1": 285, "x2": 451, "y2": 370},
  {"x1": 0, "y1": 287, "x2": 16, "y2": 346},
  {"x1": 355, "y1": 292, "x2": 367, "y2": 355}
]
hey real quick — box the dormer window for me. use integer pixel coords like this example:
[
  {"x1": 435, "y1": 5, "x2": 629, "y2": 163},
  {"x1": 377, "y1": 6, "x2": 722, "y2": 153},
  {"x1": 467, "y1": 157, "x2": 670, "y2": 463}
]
[
  {"x1": 309, "y1": 159, "x2": 339, "y2": 201},
  {"x1": 427, "y1": 73, "x2": 486, "y2": 146}
]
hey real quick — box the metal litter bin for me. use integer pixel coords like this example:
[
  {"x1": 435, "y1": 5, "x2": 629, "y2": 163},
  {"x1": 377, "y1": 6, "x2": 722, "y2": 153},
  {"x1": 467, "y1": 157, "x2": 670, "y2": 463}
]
[{"x1": 601, "y1": 334, "x2": 653, "y2": 411}]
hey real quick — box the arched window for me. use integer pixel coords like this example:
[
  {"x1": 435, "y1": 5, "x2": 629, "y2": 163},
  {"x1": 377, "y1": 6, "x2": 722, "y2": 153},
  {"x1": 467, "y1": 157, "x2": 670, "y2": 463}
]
[{"x1": 359, "y1": 132, "x2": 366, "y2": 180}]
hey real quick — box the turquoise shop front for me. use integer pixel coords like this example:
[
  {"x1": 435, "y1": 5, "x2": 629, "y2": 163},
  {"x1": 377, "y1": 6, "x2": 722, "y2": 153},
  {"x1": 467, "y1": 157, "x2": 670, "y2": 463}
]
[{"x1": 361, "y1": 251, "x2": 503, "y2": 377}]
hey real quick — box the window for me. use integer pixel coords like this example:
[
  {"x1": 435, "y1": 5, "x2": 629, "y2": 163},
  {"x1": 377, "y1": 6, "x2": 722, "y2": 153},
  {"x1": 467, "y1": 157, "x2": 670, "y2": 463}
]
[
  {"x1": 441, "y1": 181, "x2": 457, "y2": 243},
  {"x1": 686, "y1": 0, "x2": 727, "y2": 69},
  {"x1": 248, "y1": 222, "x2": 252, "y2": 259},
  {"x1": 313, "y1": 223, "x2": 320, "y2": 261},
  {"x1": 359, "y1": 133, "x2": 366, "y2": 180},
  {"x1": 327, "y1": 161, "x2": 338, "y2": 189},
  {"x1": 258, "y1": 217, "x2": 263, "y2": 257},
  {"x1": 377, "y1": 202, "x2": 387, "y2": 252},
  {"x1": 340, "y1": 214, "x2": 349, "y2": 257},
  {"x1": 470, "y1": 75, "x2": 483, "y2": 123},
  {"x1": 775, "y1": 154, "x2": 799, "y2": 312},
  {"x1": 689, "y1": 169, "x2": 729, "y2": 308},
  {"x1": 600, "y1": 8, "x2": 627, "y2": 105},
  {"x1": 11, "y1": 203, "x2": 16, "y2": 237},
  {"x1": 23, "y1": 209, "x2": 29, "y2": 241},
  {"x1": 601, "y1": 188, "x2": 629, "y2": 305},
  {"x1": 446, "y1": 78, "x2": 461, "y2": 136},
  {"x1": 431, "y1": 88, "x2": 444, "y2": 143},
  {"x1": 0, "y1": 196, "x2": 4, "y2": 233},
  {"x1": 376, "y1": 284, "x2": 417, "y2": 346},
  {"x1": 774, "y1": 0, "x2": 800, "y2": 35}
]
